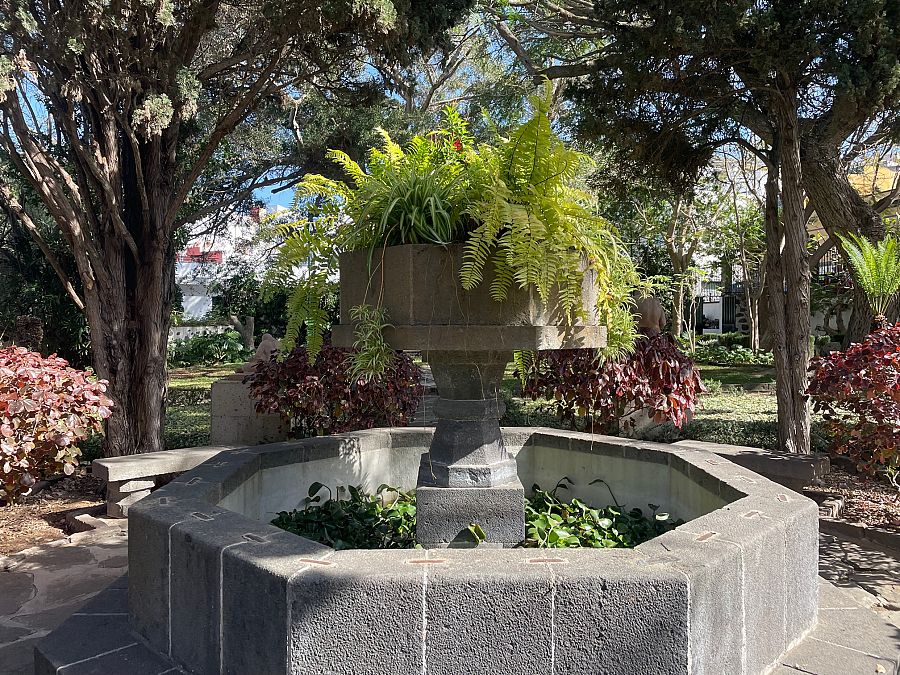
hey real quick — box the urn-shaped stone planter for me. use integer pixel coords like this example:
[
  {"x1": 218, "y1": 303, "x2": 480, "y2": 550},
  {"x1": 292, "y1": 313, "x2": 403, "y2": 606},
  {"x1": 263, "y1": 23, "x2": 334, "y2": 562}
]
[{"x1": 332, "y1": 244, "x2": 607, "y2": 546}]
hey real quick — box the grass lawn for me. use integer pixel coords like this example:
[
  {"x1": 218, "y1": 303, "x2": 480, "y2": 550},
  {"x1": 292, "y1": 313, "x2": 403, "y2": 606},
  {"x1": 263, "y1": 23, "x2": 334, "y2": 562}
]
[
  {"x1": 164, "y1": 362, "x2": 242, "y2": 449},
  {"x1": 168, "y1": 362, "x2": 242, "y2": 393},
  {"x1": 695, "y1": 364, "x2": 775, "y2": 387}
]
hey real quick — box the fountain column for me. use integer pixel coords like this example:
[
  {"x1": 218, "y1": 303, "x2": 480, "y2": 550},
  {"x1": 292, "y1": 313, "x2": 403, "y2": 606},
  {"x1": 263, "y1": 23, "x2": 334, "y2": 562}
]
[{"x1": 415, "y1": 350, "x2": 524, "y2": 547}]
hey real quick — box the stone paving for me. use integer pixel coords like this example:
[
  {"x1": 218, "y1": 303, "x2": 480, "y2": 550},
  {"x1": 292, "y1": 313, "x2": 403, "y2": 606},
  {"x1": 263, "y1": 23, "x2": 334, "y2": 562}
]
[
  {"x1": 1, "y1": 524, "x2": 898, "y2": 675},
  {"x1": 818, "y1": 533, "x2": 900, "y2": 630},
  {"x1": 0, "y1": 525, "x2": 127, "y2": 675}
]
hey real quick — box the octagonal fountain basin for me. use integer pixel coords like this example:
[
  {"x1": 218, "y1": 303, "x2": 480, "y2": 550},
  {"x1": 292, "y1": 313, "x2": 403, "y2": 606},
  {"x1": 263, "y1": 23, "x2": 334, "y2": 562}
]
[{"x1": 128, "y1": 427, "x2": 819, "y2": 675}]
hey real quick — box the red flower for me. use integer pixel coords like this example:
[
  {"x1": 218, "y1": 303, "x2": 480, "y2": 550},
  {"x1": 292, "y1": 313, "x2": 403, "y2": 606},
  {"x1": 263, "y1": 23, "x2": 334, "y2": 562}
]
[{"x1": 453, "y1": 139, "x2": 463, "y2": 152}]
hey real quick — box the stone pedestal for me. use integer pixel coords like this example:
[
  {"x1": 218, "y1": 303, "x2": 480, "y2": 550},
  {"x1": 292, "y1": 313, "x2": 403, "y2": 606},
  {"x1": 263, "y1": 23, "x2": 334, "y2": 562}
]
[
  {"x1": 210, "y1": 374, "x2": 288, "y2": 446},
  {"x1": 332, "y1": 244, "x2": 608, "y2": 548},
  {"x1": 415, "y1": 350, "x2": 525, "y2": 547}
]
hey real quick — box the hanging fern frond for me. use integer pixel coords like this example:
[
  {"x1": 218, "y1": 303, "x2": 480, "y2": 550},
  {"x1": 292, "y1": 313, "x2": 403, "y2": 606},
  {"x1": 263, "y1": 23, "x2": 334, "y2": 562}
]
[
  {"x1": 462, "y1": 80, "x2": 640, "y2": 356},
  {"x1": 347, "y1": 304, "x2": 394, "y2": 382}
]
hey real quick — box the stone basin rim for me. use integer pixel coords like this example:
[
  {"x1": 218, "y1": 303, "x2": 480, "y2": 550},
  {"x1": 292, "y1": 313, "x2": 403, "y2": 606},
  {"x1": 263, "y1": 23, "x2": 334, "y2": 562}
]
[{"x1": 126, "y1": 427, "x2": 820, "y2": 675}]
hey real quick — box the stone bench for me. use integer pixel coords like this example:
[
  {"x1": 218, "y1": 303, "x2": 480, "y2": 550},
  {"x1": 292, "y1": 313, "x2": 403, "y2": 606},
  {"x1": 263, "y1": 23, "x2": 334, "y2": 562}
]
[
  {"x1": 92, "y1": 445, "x2": 235, "y2": 517},
  {"x1": 672, "y1": 439, "x2": 830, "y2": 491}
]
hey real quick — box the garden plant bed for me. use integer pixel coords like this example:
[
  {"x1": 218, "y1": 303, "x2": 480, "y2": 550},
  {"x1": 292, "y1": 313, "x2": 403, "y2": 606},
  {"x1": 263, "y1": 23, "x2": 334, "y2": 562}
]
[
  {"x1": 271, "y1": 480, "x2": 682, "y2": 550},
  {"x1": 0, "y1": 470, "x2": 104, "y2": 556},
  {"x1": 806, "y1": 468, "x2": 900, "y2": 531}
]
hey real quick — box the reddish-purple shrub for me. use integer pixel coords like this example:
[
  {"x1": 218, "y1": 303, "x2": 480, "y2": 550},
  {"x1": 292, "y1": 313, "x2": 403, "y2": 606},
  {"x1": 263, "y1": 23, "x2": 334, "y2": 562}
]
[
  {"x1": 808, "y1": 324, "x2": 900, "y2": 474},
  {"x1": 245, "y1": 346, "x2": 423, "y2": 438},
  {"x1": 518, "y1": 332, "x2": 703, "y2": 434},
  {"x1": 1, "y1": 347, "x2": 113, "y2": 503}
]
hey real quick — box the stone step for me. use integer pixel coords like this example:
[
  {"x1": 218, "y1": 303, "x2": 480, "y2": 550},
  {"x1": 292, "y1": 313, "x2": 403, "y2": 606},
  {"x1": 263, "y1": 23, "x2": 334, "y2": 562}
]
[{"x1": 34, "y1": 578, "x2": 186, "y2": 675}]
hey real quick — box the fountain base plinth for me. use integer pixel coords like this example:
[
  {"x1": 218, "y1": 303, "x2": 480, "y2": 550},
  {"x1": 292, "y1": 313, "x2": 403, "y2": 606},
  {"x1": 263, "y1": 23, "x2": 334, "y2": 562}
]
[{"x1": 415, "y1": 479, "x2": 526, "y2": 547}]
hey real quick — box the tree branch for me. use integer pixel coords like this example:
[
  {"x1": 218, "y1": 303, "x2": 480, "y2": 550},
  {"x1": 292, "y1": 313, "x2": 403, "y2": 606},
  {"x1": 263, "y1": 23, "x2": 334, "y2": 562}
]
[{"x1": 0, "y1": 184, "x2": 84, "y2": 310}]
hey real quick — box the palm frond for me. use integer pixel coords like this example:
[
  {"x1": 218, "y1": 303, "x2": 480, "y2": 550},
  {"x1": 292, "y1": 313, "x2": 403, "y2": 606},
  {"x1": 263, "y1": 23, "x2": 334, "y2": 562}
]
[{"x1": 840, "y1": 232, "x2": 900, "y2": 319}]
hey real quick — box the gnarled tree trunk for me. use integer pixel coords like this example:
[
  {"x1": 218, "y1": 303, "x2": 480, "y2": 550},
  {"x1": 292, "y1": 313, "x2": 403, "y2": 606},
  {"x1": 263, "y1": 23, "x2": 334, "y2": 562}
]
[{"x1": 767, "y1": 86, "x2": 812, "y2": 455}]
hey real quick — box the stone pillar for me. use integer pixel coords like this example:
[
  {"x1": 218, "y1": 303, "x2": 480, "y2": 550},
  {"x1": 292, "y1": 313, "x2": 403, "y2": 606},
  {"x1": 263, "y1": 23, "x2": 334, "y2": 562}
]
[
  {"x1": 210, "y1": 374, "x2": 288, "y2": 446},
  {"x1": 415, "y1": 350, "x2": 525, "y2": 547}
]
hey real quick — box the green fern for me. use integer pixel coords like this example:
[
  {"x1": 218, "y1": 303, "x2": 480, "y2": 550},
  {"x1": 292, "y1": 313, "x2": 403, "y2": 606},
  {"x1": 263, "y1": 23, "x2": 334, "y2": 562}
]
[
  {"x1": 840, "y1": 232, "x2": 900, "y2": 321},
  {"x1": 258, "y1": 207, "x2": 340, "y2": 358},
  {"x1": 462, "y1": 81, "x2": 640, "y2": 357},
  {"x1": 266, "y1": 91, "x2": 640, "y2": 373}
]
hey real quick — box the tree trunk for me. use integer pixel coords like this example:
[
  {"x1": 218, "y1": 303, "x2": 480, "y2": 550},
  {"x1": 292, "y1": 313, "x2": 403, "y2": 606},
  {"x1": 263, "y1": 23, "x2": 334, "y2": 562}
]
[
  {"x1": 741, "y1": 272, "x2": 757, "y2": 351},
  {"x1": 801, "y1": 143, "x2": 885, "y2": 344},
  {"x1": 749, "y1": 296, "x2": 760, "y2": 352},
  {"x1": 229, "y1": 315, "x2": 256, "y2": 350},
  {"x1": 769, "y1": 89, "x2": 812, "y2": 455},
  {"x1": 82, "y1": 161, "x2": 177, "y2": 457},
  {"x1": 672, "y1": 279, "x2": 685, "y2": 338},
  {"x1": 88, "y1": 241, "x2": 174, "y2": 457}
]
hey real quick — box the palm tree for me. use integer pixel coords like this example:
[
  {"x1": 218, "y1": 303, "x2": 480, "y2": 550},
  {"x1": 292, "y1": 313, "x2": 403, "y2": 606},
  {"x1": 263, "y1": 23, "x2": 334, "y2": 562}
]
[{"x1": 839, "y1": 233, "x2": 900, "y2": 330}]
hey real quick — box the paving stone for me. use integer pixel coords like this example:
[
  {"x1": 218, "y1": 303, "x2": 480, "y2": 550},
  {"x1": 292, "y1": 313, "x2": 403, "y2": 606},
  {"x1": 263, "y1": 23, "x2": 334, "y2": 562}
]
[
  {"x1": 7, "y1": 542, "x2": 93, "y2": 573},
  {"x1": 41, "y1": 642, "x2": 178, "y2": 675},
  {"x1": 0, "y1": 640, "x2": 38, "y2": 675},
  {"x1": 0, "y1": 623, "x2": 31, "y2": 642},
  {"x1": 0, "y1": 570, "x2": 35, "y2": 614},
  {"x1": 33, "y1": 612, "x2": 136, "y2": 670},
  {"x1": 814, "y1": 606, "x2": 900, "y2": 659},
  {"x1": 779, "y1": 636, "x2": 899, "y2": 675}
]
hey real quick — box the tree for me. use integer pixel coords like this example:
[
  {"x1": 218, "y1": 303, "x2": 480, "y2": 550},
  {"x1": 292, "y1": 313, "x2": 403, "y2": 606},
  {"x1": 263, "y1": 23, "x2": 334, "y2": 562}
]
[
  {"x1": 714, "y1": 148, "x2": 768, "y2": 352},
  {"x1": 630, "y1": 180, "x2": 726, "y2": 338},
  {"x1": 489, "y1": 1, "x2": 900, "y2": 455},
  {"x1": 0, "y1": 163, "x2": 89, "y2": 364},
  {"x1": 494, "y1": 0, "x2": 900, "y2": 345},
  {"x1": 839, "y1": 232, "x2": 900, "y2": 330},
  {"x1": 0, "y1": 0, "x2": 472, "y2": 456}
]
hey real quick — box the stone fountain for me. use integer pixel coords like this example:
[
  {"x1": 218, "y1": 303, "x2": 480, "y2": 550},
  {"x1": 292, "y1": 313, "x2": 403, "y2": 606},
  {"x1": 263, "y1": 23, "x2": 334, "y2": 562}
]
[
  {"x1": 332, "y1": 244, "x2": 606, "y2": 546},
  {"x1": 35, "y1": 244, "x2": 819, "y2": 674}
]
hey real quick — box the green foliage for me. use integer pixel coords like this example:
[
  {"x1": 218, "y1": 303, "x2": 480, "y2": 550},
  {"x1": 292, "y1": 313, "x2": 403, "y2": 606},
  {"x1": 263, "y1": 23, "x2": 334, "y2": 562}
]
[
  {"x1": 305, "y1": 127, "x2": 473, "y2": 250},
  {"x1": 259, "y1": 211, "x2": 340, "y2": 356},
  {"x1": 0, "y1": 183, "x2": 90, "y2": 366},
  {"x1": 347, "y1": 305, "x2": 395, "y2": 381},
  {"x1": 208, "y1": 262, "x2": 290, "y2": 339},
  {"x1": 524, "y1": 478, "x2": 682, "y2": 548},
  {"x1": 272, "y1": 483, "x2": 418, "y2": 550},
  {"x1": 678, "y1": 390, "x2": 830, "y2": 455},
  {"x1": 272, "y1": 478, "x2": 680, "y2": 549},
  {"x1": 692, "y1": 344, "x2": 775, "y2": 367},
  {"x1": 461, "y1": 82, "x2": 639, "y2": 357},
  {"x1": 839, "y1": 233, "x2": 900, "y2": 321},
  {"x1": 167, "y1": 330, "x2": 253, "y2": 367},
  {"x1": 271, "y1": 86, "x2": 639, "y2": 370},
  {"x1": 569, "y1": 0, "x2": 900, "y2": 191}
]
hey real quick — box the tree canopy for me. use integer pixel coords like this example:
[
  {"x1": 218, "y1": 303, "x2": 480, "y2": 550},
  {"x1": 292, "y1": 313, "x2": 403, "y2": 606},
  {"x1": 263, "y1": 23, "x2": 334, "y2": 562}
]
[{"x1": 0, "y1": 0, "x2": 474, "y2": 456}]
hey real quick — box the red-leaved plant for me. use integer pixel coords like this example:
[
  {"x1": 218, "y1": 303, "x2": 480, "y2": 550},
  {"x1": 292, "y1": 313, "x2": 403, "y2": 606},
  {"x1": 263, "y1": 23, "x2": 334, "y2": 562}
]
[
  {"x1": 518, "y1": 332, "x2": 703, "y2": 434},
  {"x1": 1, "y1": 347, "x2": 113, "y2": 504},
  {"x1": 246, "y1": 346, "x2": 423, "y2": 438},
  {"x1": 808, "y1": 324, "x2": 900, "y2": 474}
]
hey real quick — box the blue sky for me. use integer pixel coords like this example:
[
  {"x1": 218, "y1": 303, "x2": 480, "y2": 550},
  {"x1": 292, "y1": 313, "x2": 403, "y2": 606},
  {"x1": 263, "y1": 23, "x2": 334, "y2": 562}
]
[{"x1": 255, "y1": 182, "x2": 295, "y2": 209}]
